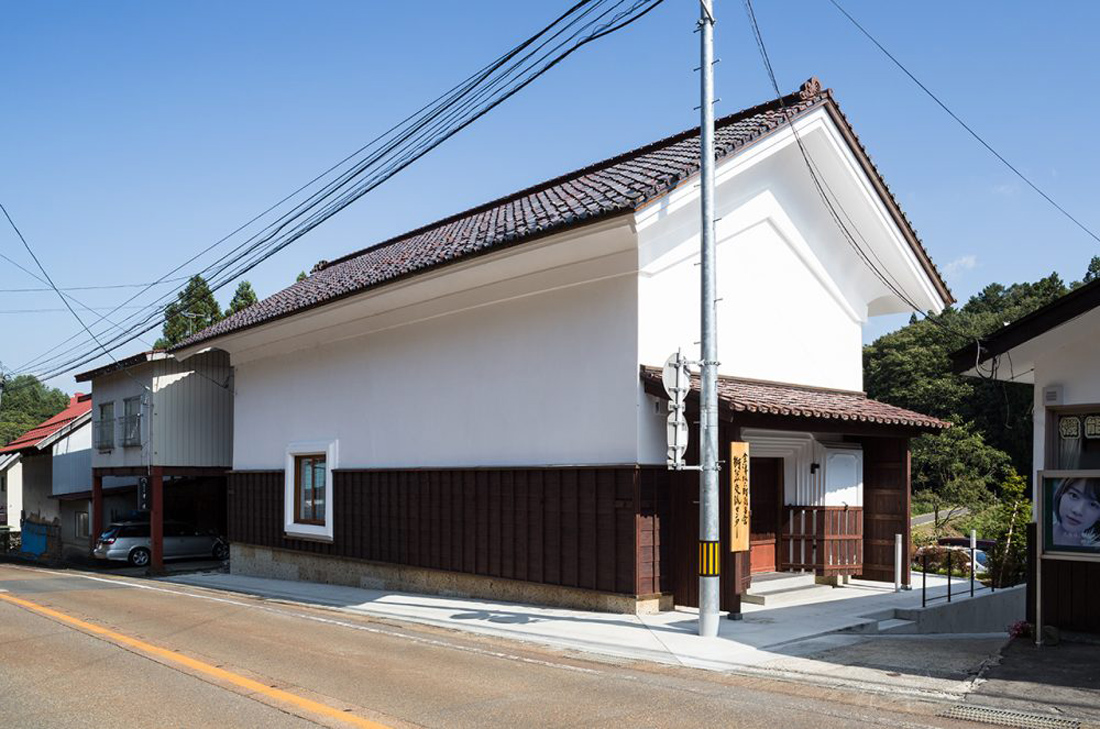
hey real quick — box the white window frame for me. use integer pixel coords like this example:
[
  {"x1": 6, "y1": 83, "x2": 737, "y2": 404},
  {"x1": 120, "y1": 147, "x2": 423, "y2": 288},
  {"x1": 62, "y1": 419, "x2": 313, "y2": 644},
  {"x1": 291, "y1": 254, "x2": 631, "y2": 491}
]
[
  {"x1": 283, "y1": 439, "x2": 338, "y2": 541},
  {"x1": 75, "y1": 510, "x2": 90, "y2": 539}
]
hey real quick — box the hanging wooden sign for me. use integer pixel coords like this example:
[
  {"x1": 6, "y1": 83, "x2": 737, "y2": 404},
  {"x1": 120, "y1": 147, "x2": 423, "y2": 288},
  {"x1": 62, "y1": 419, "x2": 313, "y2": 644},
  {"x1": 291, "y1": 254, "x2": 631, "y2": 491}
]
[{"x1": 729, "y1": 442, "x2": 750, "y2": 553}]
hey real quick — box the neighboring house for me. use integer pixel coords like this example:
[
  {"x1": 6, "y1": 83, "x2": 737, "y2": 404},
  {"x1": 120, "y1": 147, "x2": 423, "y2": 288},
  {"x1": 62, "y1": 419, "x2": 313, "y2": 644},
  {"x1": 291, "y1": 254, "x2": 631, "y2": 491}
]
[
  {"x1": 0, "y1": 393, "x2": 91, "y2": 529},
  {"x1": 175, "y1": 79, "x2": 950, "y2": 613},
  {"x1": 952, "y1": 279, "x2": 1100, "y2": 636},
  {"x1": 0, "y1": 452, "x2": 22, "y2": 530},
  {"x1": 74, "y1": 349, "x2": 233, "y2": 569}
]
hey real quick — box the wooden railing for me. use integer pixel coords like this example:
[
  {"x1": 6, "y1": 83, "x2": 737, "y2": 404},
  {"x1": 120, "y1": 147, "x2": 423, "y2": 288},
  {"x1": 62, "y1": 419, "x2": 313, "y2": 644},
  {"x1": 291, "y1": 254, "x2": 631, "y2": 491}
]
[{"x1": 780, "y1": 506, "x2": 863, "y2": 577}]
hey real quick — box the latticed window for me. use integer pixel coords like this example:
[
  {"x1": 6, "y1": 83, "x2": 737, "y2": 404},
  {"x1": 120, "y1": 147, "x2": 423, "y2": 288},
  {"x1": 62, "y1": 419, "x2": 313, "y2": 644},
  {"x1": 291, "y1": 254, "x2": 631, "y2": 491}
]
[
  {"x1": 121, "y1": 397, "x2": 142, "y2": 447},
  {"x1": 94, "y1": 402, "x2": 115, "y2": 451},
  {"x1": 294, "y1": 454, "x2": 326, "y2": 525}
]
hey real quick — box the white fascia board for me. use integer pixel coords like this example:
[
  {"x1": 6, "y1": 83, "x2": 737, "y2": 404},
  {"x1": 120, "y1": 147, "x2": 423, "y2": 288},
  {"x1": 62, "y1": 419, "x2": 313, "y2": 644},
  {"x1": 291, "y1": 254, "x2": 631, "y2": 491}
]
[
  {"x1": 194, "y1": 214, "x2": 637, "y2": 364},
  {"x1": 809, "y1": 111, "x2": 945, "y2": 313},
  {"x1": 35, "y1": 411, "x2": 92, "y2": 452},
  {"x1": 0, "y1": 453, "x2": 21, "y2": 472},
  {"x1": 634, "y1": 107, "x2": 945, "y2": 315}
]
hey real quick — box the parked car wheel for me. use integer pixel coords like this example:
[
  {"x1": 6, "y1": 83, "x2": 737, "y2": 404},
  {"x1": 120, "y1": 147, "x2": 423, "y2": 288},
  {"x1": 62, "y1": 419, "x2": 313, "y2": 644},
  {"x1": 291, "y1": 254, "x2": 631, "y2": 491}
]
[
  {"x1": 128, "y1": 547, "x2": 151, "y2": 567},
  {"x1": 212, "y1": 542, "x2": 229, "y2": 561}
]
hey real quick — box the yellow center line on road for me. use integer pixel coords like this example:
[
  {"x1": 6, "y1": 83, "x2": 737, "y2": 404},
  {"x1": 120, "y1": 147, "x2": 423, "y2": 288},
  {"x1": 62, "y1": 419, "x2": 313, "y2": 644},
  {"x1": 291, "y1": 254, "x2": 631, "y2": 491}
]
[{"x1": 0, "y1": 591, "x2": 391, "y2": 729}]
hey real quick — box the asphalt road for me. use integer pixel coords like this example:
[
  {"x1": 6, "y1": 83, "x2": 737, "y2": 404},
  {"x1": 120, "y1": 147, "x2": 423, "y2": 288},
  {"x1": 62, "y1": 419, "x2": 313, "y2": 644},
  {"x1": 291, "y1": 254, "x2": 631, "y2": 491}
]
[
  {"x1": 0, "y1": 564, "x2": 987, "y2": 729},
  {"x1": 912, "y1": 508, "x2": 969, "y2": 528}
]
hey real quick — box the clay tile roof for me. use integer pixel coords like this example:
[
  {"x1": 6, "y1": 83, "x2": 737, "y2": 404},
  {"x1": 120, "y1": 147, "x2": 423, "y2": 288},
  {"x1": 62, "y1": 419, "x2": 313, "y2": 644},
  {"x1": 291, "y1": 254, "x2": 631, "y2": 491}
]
[
  {"x1": 640, "y1": 367, "x2": 949, "y2": 431},
  {"x1": 0, "y1": 393, "x2": 93, "y2": 454},
  {"x1": 176, "y1": 78, "x2": 950, "y2": 351}
]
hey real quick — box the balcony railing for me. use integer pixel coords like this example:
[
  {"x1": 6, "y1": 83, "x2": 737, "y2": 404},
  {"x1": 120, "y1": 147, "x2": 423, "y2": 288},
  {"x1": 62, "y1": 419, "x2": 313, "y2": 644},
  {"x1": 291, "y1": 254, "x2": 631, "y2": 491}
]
[
  {"x1": 120, "y1": 414, "x2": 141, "y2": 447},
  {"x1": 93, "y1": 419, "x2": 115, "y2": 451}
]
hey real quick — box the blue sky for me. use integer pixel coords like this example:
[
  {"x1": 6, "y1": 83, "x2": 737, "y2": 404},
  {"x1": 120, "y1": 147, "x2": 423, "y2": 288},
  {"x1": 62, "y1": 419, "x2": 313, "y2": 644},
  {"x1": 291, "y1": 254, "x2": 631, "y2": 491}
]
[{"x1": 3, "y1": 1, "x2": 1099, "y2": 393}]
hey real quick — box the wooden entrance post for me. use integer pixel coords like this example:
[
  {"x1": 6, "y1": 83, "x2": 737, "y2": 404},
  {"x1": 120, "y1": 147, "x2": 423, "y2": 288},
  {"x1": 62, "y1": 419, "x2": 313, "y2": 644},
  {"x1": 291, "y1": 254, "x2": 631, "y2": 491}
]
[
  {"x1": 91, "y1": 473, "x2": 103, "y2": 553},
  {"x1": 150, "y1": 467, "x2": 164, "y2": 571}
]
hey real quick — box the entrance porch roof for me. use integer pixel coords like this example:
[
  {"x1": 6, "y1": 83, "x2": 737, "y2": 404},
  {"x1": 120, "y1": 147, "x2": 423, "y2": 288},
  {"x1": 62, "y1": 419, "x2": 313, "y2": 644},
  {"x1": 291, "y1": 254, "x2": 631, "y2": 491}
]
[{"x1": 640, "y1": 366, "x2": 949, "y2": 433}]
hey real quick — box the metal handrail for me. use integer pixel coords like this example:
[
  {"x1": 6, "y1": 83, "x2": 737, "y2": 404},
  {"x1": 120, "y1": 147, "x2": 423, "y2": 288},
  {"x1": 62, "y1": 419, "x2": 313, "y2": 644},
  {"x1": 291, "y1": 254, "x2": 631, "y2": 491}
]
[
  {"x1": 120, "y1": 414, "x2": 141, "y2": 447},
  {"x1": 93, "y1": 419, "x2": 115, "y2": 451}
]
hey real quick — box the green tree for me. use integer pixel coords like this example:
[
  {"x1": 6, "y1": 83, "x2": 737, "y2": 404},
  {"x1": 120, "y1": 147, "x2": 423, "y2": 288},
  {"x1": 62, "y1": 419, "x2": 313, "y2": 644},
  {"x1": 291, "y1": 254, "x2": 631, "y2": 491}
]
[
  {"x1": 0, "y1": 375, "x2": 70, "y2": 446},
  {"x1": 1077, "y1": 255, "x2": 1100, "y2": 286},
  {"x1": 865, "y1": 271, "x2": 1070, "y2": 484},
  {"x1": 296, "y1": 271, "x2": 308, "y2": 283},
  {"x1": 226, "y1": 280, "x2": 259, "y2": 316},
  {"x1": 965, "y1": 471, "x2": 1031, "y2": 587},
  {"x1": 155, "y1": 275, "x2": 223, "y2": 348},
  {"x1": 911, "y1": 424, "x2": 1011, "y2": 535}
]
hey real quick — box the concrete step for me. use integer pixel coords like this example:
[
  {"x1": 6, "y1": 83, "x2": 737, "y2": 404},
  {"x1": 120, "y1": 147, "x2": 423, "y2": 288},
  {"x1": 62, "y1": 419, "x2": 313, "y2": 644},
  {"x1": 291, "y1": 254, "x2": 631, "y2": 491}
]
[
  {"x1": 742, "y1": 583, "x2": 836, "y2": 606},
  {"x1": 875, "y1": 617, "x2": 917, "y2": 634},
  {"x1": 745, "y1": 572, "x2": 818, "y2": 595}
]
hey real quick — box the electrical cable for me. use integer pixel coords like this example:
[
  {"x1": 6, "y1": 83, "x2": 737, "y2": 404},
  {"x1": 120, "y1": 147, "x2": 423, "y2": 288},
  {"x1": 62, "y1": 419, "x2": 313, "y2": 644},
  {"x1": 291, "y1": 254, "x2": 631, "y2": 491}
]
[
  {"x1": 10, "y1": 0, "x2": 667, "y2": 387},
  {"x1": 12, "y1": 0, "x2": 611, "y2": 376},
  {"x1": 742, "y1": 0, "x2": 979, "y2": 351},
  {"x1": 13, "y1": 0, "x2": 618, "y2": 377},
  {"x1": 827, "y1": 0, "x2": 1100, "y2": 246}
]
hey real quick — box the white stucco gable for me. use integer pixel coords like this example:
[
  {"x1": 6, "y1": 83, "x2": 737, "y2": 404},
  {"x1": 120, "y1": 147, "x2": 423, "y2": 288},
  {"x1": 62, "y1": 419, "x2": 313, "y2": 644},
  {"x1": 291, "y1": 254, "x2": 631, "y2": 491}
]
[{"x1": 634, "y1": 104, "x2": 949, "y2": 392}]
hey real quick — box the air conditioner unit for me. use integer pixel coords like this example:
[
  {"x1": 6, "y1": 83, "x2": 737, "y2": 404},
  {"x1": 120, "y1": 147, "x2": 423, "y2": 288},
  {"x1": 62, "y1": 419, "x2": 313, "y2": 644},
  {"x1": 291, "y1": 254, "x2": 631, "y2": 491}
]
[{"x1": 1043, "y1": 385, "x2": 1064, "y2": 407}]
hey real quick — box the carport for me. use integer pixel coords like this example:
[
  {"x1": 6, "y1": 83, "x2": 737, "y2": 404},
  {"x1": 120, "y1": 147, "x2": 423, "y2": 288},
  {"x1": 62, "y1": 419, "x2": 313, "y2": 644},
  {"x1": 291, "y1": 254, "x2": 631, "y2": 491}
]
[{"x1": 92, "y1": 466, "x2": 228, "y2": 570}]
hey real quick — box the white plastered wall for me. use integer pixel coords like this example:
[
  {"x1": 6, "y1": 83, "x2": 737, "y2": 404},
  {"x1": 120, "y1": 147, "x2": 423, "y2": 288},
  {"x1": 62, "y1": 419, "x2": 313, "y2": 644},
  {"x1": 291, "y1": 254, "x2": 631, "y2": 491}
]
[
  {"x1": 51, "y1": 421, "x2": 92, "y2": 496},
  {"x1": 1030, "y1": 321, "x2": 1100, "y2": 520},
  {"x1": 230, "y1": 223, "x2": 642, "y2": 470},
  {"x1": 1, "y1": 458, "x2": 22, "y2": 527}
]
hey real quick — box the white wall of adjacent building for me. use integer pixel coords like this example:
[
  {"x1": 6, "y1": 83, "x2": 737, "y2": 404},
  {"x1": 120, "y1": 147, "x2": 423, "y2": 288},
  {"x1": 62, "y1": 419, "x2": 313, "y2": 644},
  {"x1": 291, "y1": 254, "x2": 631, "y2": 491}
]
[
  {"x1": 19, "y1": 452, "x2": 58, "y2": 523},
  {"x1": 0, "y1": 457, "x2": 22, "y2": 528},
  {"x1": 1026, "y1": 312, "x2": 1100, "y2": 520},
  {"x1": 52, "y1": 421, "x2": 92, "y2": 497}
]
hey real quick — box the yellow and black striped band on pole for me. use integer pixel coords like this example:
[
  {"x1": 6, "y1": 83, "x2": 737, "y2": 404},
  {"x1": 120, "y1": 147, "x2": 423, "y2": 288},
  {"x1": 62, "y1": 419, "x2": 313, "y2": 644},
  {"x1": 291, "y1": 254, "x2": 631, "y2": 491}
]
[{"x1": 699, "y1": 540, "x2": 720, "y2": 577}]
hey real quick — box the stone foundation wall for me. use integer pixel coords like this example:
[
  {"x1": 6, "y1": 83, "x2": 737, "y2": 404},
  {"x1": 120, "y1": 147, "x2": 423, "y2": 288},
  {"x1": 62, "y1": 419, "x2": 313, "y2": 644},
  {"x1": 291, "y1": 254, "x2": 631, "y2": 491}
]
[{"x1": 232, "y1": 543, "x2": 671, "y2": 615}]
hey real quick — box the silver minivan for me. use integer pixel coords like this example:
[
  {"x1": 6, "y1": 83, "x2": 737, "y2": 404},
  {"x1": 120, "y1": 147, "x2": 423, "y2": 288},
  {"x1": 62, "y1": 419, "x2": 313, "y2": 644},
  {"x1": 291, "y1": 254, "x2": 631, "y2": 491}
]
[{"x1": 93, "y1": 521, "x2": 229, "y2": 567}]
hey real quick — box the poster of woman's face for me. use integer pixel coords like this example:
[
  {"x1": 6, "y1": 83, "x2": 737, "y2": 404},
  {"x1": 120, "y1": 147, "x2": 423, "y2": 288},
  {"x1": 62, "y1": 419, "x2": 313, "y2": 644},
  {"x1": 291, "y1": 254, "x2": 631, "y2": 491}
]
[{"x1": 1045, "y1": 477, "x2": 1100, "y2": 554}]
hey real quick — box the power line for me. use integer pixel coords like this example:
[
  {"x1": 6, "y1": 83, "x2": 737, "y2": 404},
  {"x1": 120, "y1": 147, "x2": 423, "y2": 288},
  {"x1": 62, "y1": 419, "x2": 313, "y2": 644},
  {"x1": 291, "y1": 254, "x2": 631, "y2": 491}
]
[
  {"x1": 14, "y1": 0, "x2": 668, "y2": 385},
  {"x1": 13, "y1": 0, "x2": 621, "y2": 378},
  {"x1": 0, "y1": 249, "x2": 155, "y2": 351},
  {"x1": 0, "y1": 278, "x2": 189, "y2": 293},
  {"x1": 0, "y1": 306, "x2": 148, "y2": 314},
  {"x1": 741, "y1": 0, "x2": 976, "y2": 348},
  {"x1": 827, "y1": 0, "x2": 1100, "y2": 246},
  {"x1": 0, "y1": 201, "x2": 154, "y2": 395}
]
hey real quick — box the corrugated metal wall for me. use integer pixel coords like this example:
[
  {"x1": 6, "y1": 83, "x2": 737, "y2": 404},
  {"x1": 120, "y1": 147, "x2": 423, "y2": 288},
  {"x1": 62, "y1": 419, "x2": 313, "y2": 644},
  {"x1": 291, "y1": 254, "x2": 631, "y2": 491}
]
[{"x1": 153, "y1": 351, "x2": 233, "y2": 468}]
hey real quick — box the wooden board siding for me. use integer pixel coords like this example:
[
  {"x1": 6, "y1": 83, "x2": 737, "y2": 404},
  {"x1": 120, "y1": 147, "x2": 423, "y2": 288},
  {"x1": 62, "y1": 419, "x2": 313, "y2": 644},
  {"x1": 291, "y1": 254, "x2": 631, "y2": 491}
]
[
  {"x1": 858, "y1": 437, "x2": 911, "y2": 585},
  {"x1": 1037, "y1": 558, "x2": 1100, "y2": 635},
  {"x1": 1028, "y1": 525, "x2": 1100, "y2": 635},
  {"x1": 228, "y1": 467, "x2": 650, "y2": 596}
]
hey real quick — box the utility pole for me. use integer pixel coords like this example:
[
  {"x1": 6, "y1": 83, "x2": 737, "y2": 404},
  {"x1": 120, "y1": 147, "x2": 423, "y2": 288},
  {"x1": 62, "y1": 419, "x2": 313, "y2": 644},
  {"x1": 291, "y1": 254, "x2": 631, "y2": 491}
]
[{"x1": 697, "y1": 0, "x2": 720, "y2": 638}]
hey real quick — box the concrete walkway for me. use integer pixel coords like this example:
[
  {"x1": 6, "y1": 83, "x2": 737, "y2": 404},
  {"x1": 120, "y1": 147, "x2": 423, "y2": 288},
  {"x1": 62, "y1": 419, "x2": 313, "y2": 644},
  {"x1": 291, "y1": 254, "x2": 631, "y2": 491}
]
[{"x1": 166, "y1": 570, "x2": 1009, "y2": 698}]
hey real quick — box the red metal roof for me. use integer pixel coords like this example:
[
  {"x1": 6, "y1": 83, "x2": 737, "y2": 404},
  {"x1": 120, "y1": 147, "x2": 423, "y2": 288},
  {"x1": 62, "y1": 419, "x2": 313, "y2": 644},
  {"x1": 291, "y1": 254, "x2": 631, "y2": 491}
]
[
  {"x1": 640, "y1": 367, "x2": 949, "y2": 431},
  {"x1": 175, "y1": 78, "x2": 951, "y2": 352},
  {"x1": 0, "y1": 393, "x2": 92, "y2": 454}
]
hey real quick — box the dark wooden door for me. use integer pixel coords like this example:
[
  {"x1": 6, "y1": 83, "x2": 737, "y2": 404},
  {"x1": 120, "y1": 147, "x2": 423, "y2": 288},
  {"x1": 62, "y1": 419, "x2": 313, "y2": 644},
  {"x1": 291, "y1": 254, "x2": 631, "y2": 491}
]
[
  {"x1": 669, "y1": 470, "x2": 700, "y2": 608},
  {"x1": 749, "y1": 457, "x2": 782, "y2": 574},
  {"x1": 859, "y1": 437, "x2": 910, "y2": 585},
  {"x1": 668, "y1": 452, "x2": 751, "y2": 611}
]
